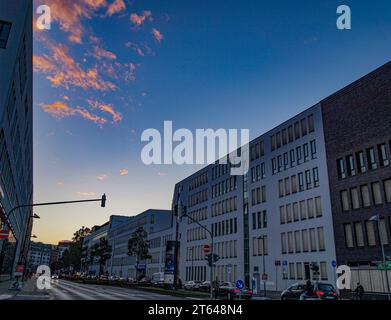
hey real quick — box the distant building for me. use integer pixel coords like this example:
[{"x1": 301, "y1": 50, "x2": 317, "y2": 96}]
[
  {"x1": 0, "y1": 0, "x2": 33, "y2": 281},
  {"x1": 57, "y1": 240, "x2": 71, "y2": 260},
  {"x1": 27, "y1": 242, "x2": 55, "y2": 273},
  {"x1": 108, "y1": 209, "x2": 173, "y2": 279}
]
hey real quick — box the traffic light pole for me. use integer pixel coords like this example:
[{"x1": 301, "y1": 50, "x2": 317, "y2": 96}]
[{"x1": 182, "y1": 212, "x2": 214, "y2": 299}]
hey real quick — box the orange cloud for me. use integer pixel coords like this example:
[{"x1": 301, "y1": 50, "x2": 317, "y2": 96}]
[
  {"x1": 130, "y1": 11, "x2": 152, "y2": 27},
  {"x1": 152, "y1": 28, "x2": 164, "y2": 43},
  {"x1": 119, "y1": 168, "x2": 129, "y2": 176},
  {"x1": 96, "y1": 174, "x2": 108, "y2": 181},
  {"x1": 40, "y1": 100, "x2": 108, "y2": 126},
  {"x1": 91, "y1": 46, "x2": 117, "y2": 60},
  {"x1": 107, "y1": 0, "x2": 126, "y2": 16},
  {"x1": 40, "y1": 101, "x2": 75, "y2": 119},
  {"x1": 87, "y1": 99, "x2": 123, "y2": 122},
  {"x1": 34, "y1": 41, "x2": 117, "y2": 91}
]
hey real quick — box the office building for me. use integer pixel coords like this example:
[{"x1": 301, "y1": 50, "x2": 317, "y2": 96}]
[{"x1": 0, "y1": 0, "x2": 33, "y2": 281}]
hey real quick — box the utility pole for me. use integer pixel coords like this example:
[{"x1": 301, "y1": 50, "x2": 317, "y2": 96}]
[
  {"x1": 173, "y1": 201, "x2": 181, "y2": 290},
  {"x1": 258, "y1": 235, "x2": 266, "y2": 297}
]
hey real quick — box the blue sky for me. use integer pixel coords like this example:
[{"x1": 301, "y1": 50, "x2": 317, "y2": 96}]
[{"x1": 33, "y1": 0, "x2": 391, "y2": 243}]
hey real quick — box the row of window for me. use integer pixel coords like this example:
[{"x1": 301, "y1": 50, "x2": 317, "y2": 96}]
[
  {"x1": 271, "y1": 114, "x2": 315, "y2": 152},
  {"x1": 252, "y1": 211, "x2": 267, "y2": 230},
  {"x1": 189, "y1": 171, "x2": 208, "y2": 191},
  {"x1": 188, "y1": 188, "x2": 208, "y2": 208},
  {"x1": 337, "y1": 142, "x2": 390, "y2": 179},
  {"x1": 187, "y1": 207, "x2": 208, "y2": 224},
  {"x1": 272, "y1": 140, "x2": 317, "y2": 175},
  {"x1": 211, "y1": 162, "x2": 232, "y2": 180},
  {"x1": 186, "y1": 240, "x2": 239, "y2": 262},
  {"x1": 251, "y1": 186, "x2": 267, "y2": 206},
  {"x1": 280, "y1": 197, "x2": 322, "y2": 224},
  {"x1": 281, "y1": 227, "x2": 325, "y2": 254},
  {"x1": 284, "y1": 261, "x2": 328, "y2": 281},
  {"x1": 187, "y1": 226, "x2": 208, "y2": 242},
  {"x1": 250, "y1": 140, "x2": 265, "y2": 161},
  {"x1": 250, "y1": 163, "x2": 266, "y2": 183},
  {"x1": 211, "y1": 196, "x2": 238, "y2": 217},
  {"x1": 344, "y1": 218, "x2": 390, "y2": 249},
  {"x1": 149, "y1": 237, "x2": 161, "y2": 249},
  {"x1": 185, "y1": 266, "x2": 208, "y2": 282},
  {"x1": 278, "y1": 167, "x2": 320, "y2": 198},
  {"x1": 0, "y1": 20, "x2": 12, "y2": 49},
  {"x1": 211, "y1": 176, "x2": 238, "y2": 199},
  {"x1": 340, "y1": 179, "x2": 391, "y2": 212},
  {"x1": 212, "y1": 218, "x2": 238, "y2": 238}
]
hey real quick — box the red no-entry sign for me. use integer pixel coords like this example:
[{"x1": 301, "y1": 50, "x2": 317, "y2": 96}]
[
  {"x1": 203, "y1": 244, "x2": 211, "y2": 254},
  {"x1": 0, "y1": 230, "x2": 10, "y2": 240}
]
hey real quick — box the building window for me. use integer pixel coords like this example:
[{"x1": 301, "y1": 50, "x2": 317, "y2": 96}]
[
  {"x1": 308, "y1": 114, "x2": 315, "y2": 133},
  {"x1": 365, "y1": 221, "x2": 376, "y2": 246},
  {"x1": 282, "y1": 129, "x2": 287, "y2": 145},
  {"x1": 302, "y1": 229, "x2": 309, "y2": 252},
  {"x1": 372, "y1": 182, "x2": 383, "y2": 205},
  {"x1": 291, "y1": 175, "x2": 298, "y2": 193},
  {"x1": 294, "y1": 121, "x2": 300, "y2": 140},
  {"x1": 350, "y1": 188, "x2": 360, "y2": 210},
  {"x1": 271, "y1": 135, "x2": 276, "y2": 151},
  {"x1": 315, "y1": 197, "x2": 322, "y2": 217},
  {"x1": 309, "y1": 228, "x2": 317, "y2": 252},
  {"x1": 344, "y1": 224, "x2": 354, "y2": 248},
  {"x1": 361, "y1": 185, "x2": 371, "y2": 207},
  {"x1": 298, "y1": 173, "x2": 304, "y2": 192},
  {"x1": 296, "y1": 262, "x2": 303, "y2": 280},
  {"x1": 320, "y1": 262, "x2": 328, "y2": 280},
  {"x1": 288, "y1": 126, "x2": 294, "y2": 142},
  {"x1": 341, "y1": 190, "x2": 350, "y2": 211},
  {"x1": 296, "y1": 146, "x2": 302, "y2": 165},
  {"x1": 289, "y1": 263, "x2": 296, "y2": 280},
  {"x1": 318, "y1": 227, "x2": 325, "y2": 251},
  {"x1": 278, "y1": 180, "x2": 284, "y2": 198},
  {"x1": 284, "y1": 177, "x2": 291, "y2": 195},
  {"x1": 346, "y1": 155, "x2": 356, "y2": 176},
  {"x1": 384, "y1": 179, "x2": 391, "y2": 203},
  {"x1": 303, "y1": 143, "x2": 309, "y2": 162},
  {"x1": 283, "y1": 152, "x2": 289, "y2": 170},
  {"x1": 367, "y1": 147, "x2": 378, "y2": 170},
  {"x1": 293, "y1": 202, "x2": 299, "y2": 221},
  {"x1": 272, "y1": 158, "x2": 277, "y2": 175},
  {"x1": 307, "y1": 198, "x2": 314, "y2": 219},
  {"x1": 310, "y1": 140, "x2": 317, "y2": 159},
  {"x1": 280, "y1": 206, "x2": 285, "y2": 224},
  {"x1": 313, "y1": 167, "x2": 319, "y2": 188},
  {"x1": 290, "y1": 149, "x2": 295, "y2": 167},
  {"x1": 356, "y1": 151, "x2": 366, "y2": 173},
  {"x1": 0, "y1": 21, "x2": 12, "y2": 49},
  {"x1": 337, "y1": 158, "x2": 346, "y2": 179},
  {"x1": 295, "y1": 231, "x2": 301, "y2": 253},
  {"x1": 379, "y1": 219, "x2": 389, "y2": 245},
  {"x1": 276, "y1": 132, "x2": 281, "y2": 149},
  {"x1": 286, "y1": 204, "x2": 292, "y2": 223},
  {"x1": 305, "y1": 170, "x2": 312, "y2": 189},
  {"x1": 301, "y1": 118, "x2": 307, "y2": 136},
  {"x1": 288, "y1": 232, "x2": 294, "y2": 253},
  {"x1": 281, "y1": 233, "x2": 287, "y2": 254},
  {"x1": 300, "y1": 200, "x2": 306, "y2": 220},
  {"x1": 354, "y1": 222, "x2": 365, "y2": 247},
  {"x1": 378, "y1": 143, "x2": 389, "y2": 167}
]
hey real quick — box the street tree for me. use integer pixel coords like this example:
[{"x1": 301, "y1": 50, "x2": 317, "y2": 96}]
[{"x1": 127, "y1": 227, "x2": 151, "y2": 280}]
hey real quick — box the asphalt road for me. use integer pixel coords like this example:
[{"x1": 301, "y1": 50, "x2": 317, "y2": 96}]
[{"x1": 10, "y1": 279, "x2": 200, "y2": 300}]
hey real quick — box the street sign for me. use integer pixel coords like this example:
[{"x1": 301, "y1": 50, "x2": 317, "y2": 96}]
[
  {"x1": 236, "y1": 280, "x2": 244, "y2": 290},
  {"x1": 0, "y1": 229, "x2": 9, "y2": 240},
  {"x1": 262, "y1": 274, "x2": 268, "y2": 281},
  {"x1": 203, "y1": 244, "x2": 211, "y2": 254},
  {"x1": 282, "y1": 260, "x2": 288, "y2": 266},
  {"x1": 331, "y1": 260, "x2": 337, "y2": 268},
  {"x1": 275, "y1": 260, "x2": 281, "y2": 266},
  {"x1": 377, "y1": 261, "x2": 391, "y2": 270},
  {"x1": 14, "y1": 265, "x2": 24, "y2": 276}
]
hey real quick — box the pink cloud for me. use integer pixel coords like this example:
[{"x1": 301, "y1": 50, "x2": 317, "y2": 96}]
[
  {"x1": 119, "y1": 168, "x2": 129, "y2": 176},
  {"x1": 106, "y1": 0, "x2": 126, "y2": 16},
  {"x1": 130, "y1": 10, "x2": 152, "y2": 28},
  {"x1": 152, "y1": 28, "x2": 164, "y2": 43}
]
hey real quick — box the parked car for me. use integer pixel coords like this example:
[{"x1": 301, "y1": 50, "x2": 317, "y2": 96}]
[
  {"x1": 99, "y1": 275, "x2": 109, "y2": 281},
  {"x1": 281, "y1": 282, "x2": 338, "y2": 300},
  {"x1": 51, "y1": 274, "x2": 59, "y2": 280},
  {"x1": 217, "y1": 282, "x2": 253, "y2": 300},
  {"x1": 138, "y1": 276, "x2": 151, "y2": 284},
  {"x1": 184, "y1": 281, "x2": 202, "y2": 291},
  {"x1": 151, "y1": 272, "x2": 165, "y2": 286},
  {"x1": 199, "y1": 281, "x2": 211, "y2": 292}
]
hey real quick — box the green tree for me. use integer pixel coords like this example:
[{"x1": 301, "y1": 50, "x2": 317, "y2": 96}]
[
  {"x1": 127, "y1": 227, "x2": 151, "y2": 279},
  {"x1": 91, "y1": 238, "x2": 112, "y2": 276}
]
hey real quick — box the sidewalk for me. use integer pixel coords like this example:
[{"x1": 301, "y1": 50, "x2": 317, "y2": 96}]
[{"x1": 0, "y1": 278, "x2": 50, "y2": 300}]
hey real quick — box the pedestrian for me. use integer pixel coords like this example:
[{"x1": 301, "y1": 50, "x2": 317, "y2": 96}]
[
  {"x1": 300, "y1": 280, "x2": 314, "y2": 300},
  {"x1": 353, "y1": 282, "x2": 365, "y2": 300}
]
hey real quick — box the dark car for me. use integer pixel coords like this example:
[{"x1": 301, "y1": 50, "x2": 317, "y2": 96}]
[
  {"x1": 281, "y1": 282, "x2": 338, "y2": 300},
  {"x1": 217, "y1": 282, "x2": 253, "y2": 300}
]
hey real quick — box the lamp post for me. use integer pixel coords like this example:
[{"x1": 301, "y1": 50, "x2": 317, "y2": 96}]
[
  {"x1": 369, "y1": 214, "x2": 391, "y2": 300},
  {"x1": 257, "y1": 235, "x2": 266, "y2": 297}
]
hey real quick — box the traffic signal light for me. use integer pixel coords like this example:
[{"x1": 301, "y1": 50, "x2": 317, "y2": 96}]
[
  {"x1": 101, "y1": 194, "x2": 106, "y2": 207},
  {"x1": 310, "y1": 263, "x2": 319, "y2": 273},
  {"x1": 205, "y1": 253, "x2": 220, "y2": 267}
]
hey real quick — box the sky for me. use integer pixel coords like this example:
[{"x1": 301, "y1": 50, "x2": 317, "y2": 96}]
[{"x1": 33, "y1": 0, "x2": 391, "y2": 244}]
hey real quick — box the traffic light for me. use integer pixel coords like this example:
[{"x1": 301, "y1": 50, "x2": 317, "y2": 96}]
[
  {"x1": 310, "y1": 263, "x2": 319, "y2": 273},
  {"x1": 101, "y1": 194, "x2": 106, "y2": 207},
  {"x1": 205, "y1": 253, "x2": 220, "y2": 267}
]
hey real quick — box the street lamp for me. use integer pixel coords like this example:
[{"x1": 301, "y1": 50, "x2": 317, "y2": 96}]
[
  {"x1": 369, "y1": 214, "x2": 391, "y2": 300},
  {"x1": 257, "y1": 235, "x2": 267, "y2": 297}
]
